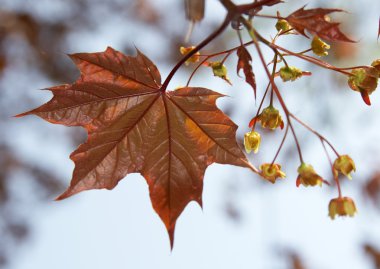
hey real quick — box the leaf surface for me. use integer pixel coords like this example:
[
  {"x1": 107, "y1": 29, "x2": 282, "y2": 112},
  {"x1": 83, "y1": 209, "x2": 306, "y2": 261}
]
[
  {"x1": 18, "y1": 47, "x2": 256, "y2": 247},
  {"x1": 286, "y1": 7, "x2": 355, "y2": 42}
]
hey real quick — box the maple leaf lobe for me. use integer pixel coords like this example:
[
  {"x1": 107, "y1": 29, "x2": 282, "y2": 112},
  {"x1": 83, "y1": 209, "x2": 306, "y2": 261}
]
[
  {"x1": 286, "y1": 6, "x2": 355, "y2": 43},
  {"x1": 18, "y1": 47, "x2": 255, "y2": 247}
]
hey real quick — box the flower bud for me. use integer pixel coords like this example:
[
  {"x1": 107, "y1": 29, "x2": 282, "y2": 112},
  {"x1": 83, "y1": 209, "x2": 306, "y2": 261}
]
[
  {"x1": 275, "y1": 19, "x2": 291, "y2": 32},
  {"x1": 328, "y1": 197, "x2": 357, "y2": 220},
  {"x1": 296, "y1": 163, "x2": 323, "y2": 187},
  {"x1": 333, "y1": 155, "x2": 356, "y2": 179},
  {"x1": 260, "y1": 163, "x2": 286, "y2": 183},
  {"x1": 311, "y1": 36, "x2": 330, "y2": 57},
  {"x1": 244, "y1": 131, "x2": 261, "y2": 154},
  {"x1": 348, "y1": 67, "x2": 379, "y2": 94},
  {"x1": 279, "y1": 66, "x2": 303, "y2": 82},
  {"x1": 180, "y1": 46, "x2": 200, "y2": 65},
  {"x1": 209, "y1": 61, "x2": 232, "y2": 85}
]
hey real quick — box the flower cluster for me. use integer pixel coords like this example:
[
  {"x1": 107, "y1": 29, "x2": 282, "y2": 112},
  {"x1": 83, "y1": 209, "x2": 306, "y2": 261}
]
[
  {"x1": 186, "y1": 5, "x2": 371, "y2": 224},
  {"x1": 327, "y1": 155, "x2": 357, "y2": 220}
]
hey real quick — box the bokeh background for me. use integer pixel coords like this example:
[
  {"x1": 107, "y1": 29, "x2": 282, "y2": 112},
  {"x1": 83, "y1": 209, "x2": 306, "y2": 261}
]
[{"x1": 1, "y1": 0, "x2": 380, "y2": 268}]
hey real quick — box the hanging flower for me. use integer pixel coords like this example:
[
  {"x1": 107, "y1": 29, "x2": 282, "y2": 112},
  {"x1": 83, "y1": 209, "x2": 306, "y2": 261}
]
[
  {"x1": 348, "y1": 66, "x2": 379, "y2": 105},
  {"x1": 260, "y1": 163, "x2": 286, "y2": 183},
  {"x1": 249, "y1": 105, "x2": 284, "y2": 130},
  {"x1": 328, "y1": 197, "x2": 357, "y2": 220},
  {"x1": 244, "y1": 131, "x2": 261, "y2": 154},
  {"x1": 333, "y1": 155, "x2": 356, "y2": 179},
  {"x1": 296, "y1": 163, "x2": 323, "y2": 187}
]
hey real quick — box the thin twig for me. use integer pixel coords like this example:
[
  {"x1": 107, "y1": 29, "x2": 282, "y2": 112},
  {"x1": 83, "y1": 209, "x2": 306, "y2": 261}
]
[
  {"x1": 161, "y1": 14, "x2": 232, "y2": 91},
  {"x1": 289, "y1": 112, "x2": 340, "y2": 157},
  {"x1": 271, "y1": 124, "x2": 290, "y2": 165}
]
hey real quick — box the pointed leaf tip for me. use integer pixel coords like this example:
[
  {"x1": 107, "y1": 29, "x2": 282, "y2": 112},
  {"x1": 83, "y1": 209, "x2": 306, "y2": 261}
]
[{"x1": 169, "y1": 228, "x2": 175, "y2": 250}]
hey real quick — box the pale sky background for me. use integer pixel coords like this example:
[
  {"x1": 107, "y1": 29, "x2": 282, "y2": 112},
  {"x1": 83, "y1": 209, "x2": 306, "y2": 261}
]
[{"x1": 1, "y1": 0, "x2": 380, "y2": 268}]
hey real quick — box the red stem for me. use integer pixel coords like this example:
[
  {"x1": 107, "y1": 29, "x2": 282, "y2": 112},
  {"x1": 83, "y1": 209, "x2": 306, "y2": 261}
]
[
  {"x1": 186, "y1": 56, "x2": 210, "y2": 86},
  {"x1": 254, "y1": 14, "x2": 281, "y2": 19},
  {"x1": 321, "y1": 140, "x2": 342, "y2": 197},
  {"x1": 289, "y1": 113, "x2": 340, "y2": 157},
  {"x1": 271, "y1": 124, "x2": 290, "y2": 166}
]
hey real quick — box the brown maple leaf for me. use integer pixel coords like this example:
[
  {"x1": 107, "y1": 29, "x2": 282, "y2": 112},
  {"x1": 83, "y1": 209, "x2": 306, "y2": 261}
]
[
  {"x1": 17, "y1": 47, "x2": 258, "y2": 247},
  {"x1": 237, "y1": 46, "x2": 257, "y2": 99},
  {"x1": 286, "y1": 6, "x2": 355, "y2": 42}
]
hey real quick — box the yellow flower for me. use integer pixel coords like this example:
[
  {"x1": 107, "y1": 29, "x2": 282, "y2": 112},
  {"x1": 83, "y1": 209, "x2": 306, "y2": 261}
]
[
  {"x1": 279, "y1": 66, "x2": 303, "y2": 82},
  {"x1": 260, "y1": 163, "x2": 286, "y2": 183},
  {"x1": 244, "y1": 131, "x2": 261, "y2": 154},
  {"x1": 311, "y1": 36, "x2": 330, "y2": 57},
  {"x1": 180, "y1": 46, "x2": 200, "y2": 65},
  {"x1": 250, "y1": 106, "x2": 284, "y2": 130},
  {"x1": 333, "y1": 155, "x2": 356, "y2": 179},
  {"x1": 296, "y1": 163, "x2": 323, "y2": 187},
  {"x1": 328, "y1": 197, "x2": 357, "y2": 220}
]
